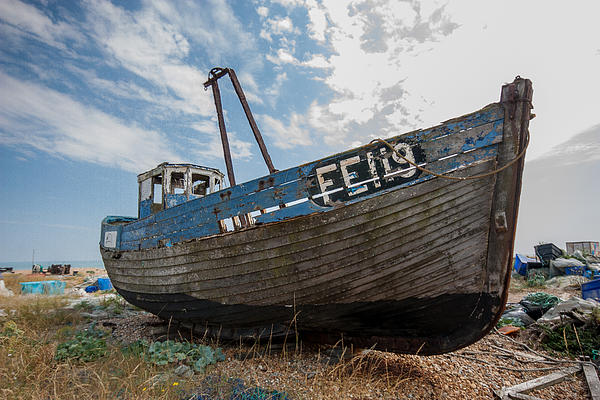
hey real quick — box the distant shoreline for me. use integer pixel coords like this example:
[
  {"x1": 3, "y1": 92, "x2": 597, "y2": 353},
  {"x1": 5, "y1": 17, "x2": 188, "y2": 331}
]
[{"x1": 0, "y1": 260, "x2": 105, "y2": 272}]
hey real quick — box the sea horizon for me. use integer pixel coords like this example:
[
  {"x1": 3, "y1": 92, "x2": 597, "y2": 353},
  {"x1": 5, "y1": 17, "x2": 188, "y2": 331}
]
[{"x1": 0, "y1": 260, "x2": 105, "y2": 271}]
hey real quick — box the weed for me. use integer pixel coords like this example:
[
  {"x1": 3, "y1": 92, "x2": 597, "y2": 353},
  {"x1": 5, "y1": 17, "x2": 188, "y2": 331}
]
[
  {"x1": 526, "y1": 272, "x2": 546, "y2": 288},
  {"x1": 541, "y1": 323, "x2": 600, "y2": 358},
  {"x1": 55, "y1": 327, "x2": 108, "y2": 362},
  {"x1": 126, "y1": 339, "x2": 226, "y2": 372},
  {"x1": 74, "y1": 300, "x2": 94, "y2": 312},
  {"x1": 1, "y1": 320, "x2": 24, "y2": 338},
  {"x1": 496, "y1": 317, "x2": 525, "y2": 328},
  {"x1": 100, "y1": 294, "x2": 126, "y2": 314}
]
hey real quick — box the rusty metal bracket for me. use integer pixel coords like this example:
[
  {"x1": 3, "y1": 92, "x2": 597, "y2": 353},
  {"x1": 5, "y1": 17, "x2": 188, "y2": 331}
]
[{"x1": 203, "y1": 67, "x2": 277, "y2": 187}]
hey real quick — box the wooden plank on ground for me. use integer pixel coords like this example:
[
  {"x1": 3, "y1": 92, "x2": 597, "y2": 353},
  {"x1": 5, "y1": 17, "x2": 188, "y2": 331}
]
[
  {"x1": 583, "y1": 363, "x2": 600, "y2": 400},
  {"x1": 507, "y1": 393, "x2": 544, "y2": 400},
  {"x1": 499, "y1": 365, "x2": 580, "y2": 399}
]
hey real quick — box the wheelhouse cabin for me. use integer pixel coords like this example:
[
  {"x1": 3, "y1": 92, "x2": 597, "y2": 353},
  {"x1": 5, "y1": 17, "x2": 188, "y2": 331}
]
[{"x1": 137, "y1": 163, "x2": 224, "y2": 219}]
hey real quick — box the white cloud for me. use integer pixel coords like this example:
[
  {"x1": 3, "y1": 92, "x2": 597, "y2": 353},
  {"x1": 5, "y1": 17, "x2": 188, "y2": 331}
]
[
  {"x1": 260, "y1": 113, "x2": 312, "y2": 149},
  {"x1": 257, "y1": 6, "x2": 269, "y2": 18},
  {"x1": 0, "y1": 0, "x2": 83, "y2": 49},
  {"x1": 306, "y1": 0, "x2": 328, "y2": 42},
  {"x1": 264, "y1": 71, "x2": 288, "y2": 105},
  {"x1": 189, "y1": 125, "x2": 253, "y2": 162},
  {"x1": 266, "y1": 49, "x2": 331, "y2": 71},
  {"x1": 0, "y1": 72, "x2": 181, "y2": 172},
  {"x1": 298, "y1": 0, "x2": 459, "y2": 148},
  {"x1": 271, "y1": 0, "x2": 306, "y2": 8},
  {"x1": 260, "y1": 28, "x2": 273, "y2": 42},
  {"x1": 303, "y1": 54, "x2": 331, "y2": 69},
  {"x1": 83, "y1": 0, "x2": 258, "y2": 118},
  {"x1": 267, "y1": 16, "x2": 296, "y2": 35},
  {"x1": 276, "y1": 48, "x2": 298, "y2": 64}
]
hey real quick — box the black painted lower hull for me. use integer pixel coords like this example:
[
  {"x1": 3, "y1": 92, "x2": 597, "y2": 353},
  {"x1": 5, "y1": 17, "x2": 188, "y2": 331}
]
[{"x1": 117, "y1": 287, "x2": 498, "y2": 355}]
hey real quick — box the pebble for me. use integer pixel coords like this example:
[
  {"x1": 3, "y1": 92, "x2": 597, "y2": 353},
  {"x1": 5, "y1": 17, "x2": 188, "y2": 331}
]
[{"x1": 174, "y1": 365, "x2": 194, "y2": 378}]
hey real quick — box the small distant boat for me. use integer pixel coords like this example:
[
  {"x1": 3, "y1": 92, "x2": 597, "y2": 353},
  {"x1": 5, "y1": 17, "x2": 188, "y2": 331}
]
[{"x1": 100, "y1": 70, "x2": 533, "y2": 355}]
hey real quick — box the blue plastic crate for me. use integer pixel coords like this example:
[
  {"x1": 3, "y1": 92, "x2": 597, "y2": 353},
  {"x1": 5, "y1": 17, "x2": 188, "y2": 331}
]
[
  {"x1": 564, "y1": 265, "x2": 585, "y2": 276},
  {"x1": 582, "y1": 278, "x2": 600, "y2": 301},
  {"x1": 514, "y1": 254, "x2": 536, "y2": 276}
]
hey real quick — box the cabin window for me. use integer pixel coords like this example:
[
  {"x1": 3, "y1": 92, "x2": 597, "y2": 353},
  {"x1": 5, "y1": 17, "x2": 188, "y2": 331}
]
[
  {"x1": 214, "y1": 178, "x2": 221, "y2": 192},
  {"x1": 140, "y1": 178, "x2": 152, "y2": 200},
  {"x1": 192, "y1": 174, "x2": 209, "y2": 196},
  {"x1": 152, "y1": 175, "x2": 163, "y2": 204},
  {"x1": 170, "y1": 172, "x2": 185, "y2": 195}
]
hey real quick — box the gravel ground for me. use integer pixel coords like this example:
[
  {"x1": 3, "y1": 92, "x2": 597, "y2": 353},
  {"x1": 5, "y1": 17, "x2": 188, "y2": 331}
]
[
  {"x1": 78, "y1": 275, "x2": 597, "y2": 399},
  {"x1": 97, "y1": 311, "x2": 593, "y2": 399}
]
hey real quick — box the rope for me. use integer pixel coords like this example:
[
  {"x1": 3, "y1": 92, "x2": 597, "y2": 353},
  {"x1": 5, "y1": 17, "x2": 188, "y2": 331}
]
[{"x1": 370, "y1": 127, "x2": 529, "y2": 181}]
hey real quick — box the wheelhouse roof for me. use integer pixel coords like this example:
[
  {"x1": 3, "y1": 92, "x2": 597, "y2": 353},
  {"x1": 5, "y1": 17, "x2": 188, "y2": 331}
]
[{"x1": 137, "y1": 162, "x2": 223, "y2": 182}]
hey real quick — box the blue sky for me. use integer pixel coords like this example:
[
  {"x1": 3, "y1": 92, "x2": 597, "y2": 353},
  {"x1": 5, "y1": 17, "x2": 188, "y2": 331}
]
[{"x1": 1, "y1": 0, "x2": 599, "y2": 262}]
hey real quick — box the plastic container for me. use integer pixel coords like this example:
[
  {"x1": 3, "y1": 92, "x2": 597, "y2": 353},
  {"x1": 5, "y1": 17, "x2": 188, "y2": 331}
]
[
  {"x1": 514, "y1": 254, "x2": 529, "y2": 276},
  {"x1": 564, "y1": 265, "x2": 585, "y2": 276},
  {"x1": 534, "y1": 243, "x2": 562, "y2": 264},
  {"x1": 20, "y1": 280, "x2": 66, "y2": 295},
  {"x1": 96, "y1": 277, "x2": 113, "y2": 291},
  {"x1": 581, "y1": 278, "x2": 600, "y2": 301}
]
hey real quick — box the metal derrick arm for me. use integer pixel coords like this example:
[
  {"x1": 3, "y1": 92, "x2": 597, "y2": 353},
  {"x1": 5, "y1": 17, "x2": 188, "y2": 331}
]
[{"x1": 203, "y1": 67, "x2": 277, "y2": 187}]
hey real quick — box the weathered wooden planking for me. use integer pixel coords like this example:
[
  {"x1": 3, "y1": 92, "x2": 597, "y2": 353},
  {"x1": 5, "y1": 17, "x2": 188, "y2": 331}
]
[
  {"x1": 106, "y1": 204, "x2": 489, "y2": 299},
  {"x1": 107, "y1": 163, "x2": 494, "y2": 284},
  {"x1": 107, "y1": 208, "x2": 489, "y2": 304},
  {"x1": 108, "y1": 174, "x2": 492, "y2": 280},
  {"x1": 105, "y1": 177, "x2": 494, "y2": 308},
  {"x1": 111, "y1": 157, "x2": 496, "y2": 272},
  {"x1": 105, "y1": 174, "x2": 494, "y2": 304},
  {"x1": 115, "y1": 165, "x2": 487, "y2": 269}
]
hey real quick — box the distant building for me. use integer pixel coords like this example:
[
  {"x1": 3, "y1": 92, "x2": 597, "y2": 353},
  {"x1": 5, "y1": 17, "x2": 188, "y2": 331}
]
[{"x1": 566, "y1": 241, "x2": 599, "y2": 256}]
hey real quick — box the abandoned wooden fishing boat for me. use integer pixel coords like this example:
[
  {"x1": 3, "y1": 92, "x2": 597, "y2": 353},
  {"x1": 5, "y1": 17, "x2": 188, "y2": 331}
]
[{"x1": 100, "y1": 69, "x2": 533, "y2": 355}]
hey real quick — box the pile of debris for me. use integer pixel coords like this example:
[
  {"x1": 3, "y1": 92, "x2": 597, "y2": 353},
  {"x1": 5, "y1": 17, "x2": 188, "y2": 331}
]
[
  {"x1": 496, "y1": 289, "x2": 600, "y2": 399},
  {"x1": 514, "y1": 241, "x2": 600, "y2": 303},
  {"x1": 515, "y1": 241, "x2": 600, "y2": 280}
]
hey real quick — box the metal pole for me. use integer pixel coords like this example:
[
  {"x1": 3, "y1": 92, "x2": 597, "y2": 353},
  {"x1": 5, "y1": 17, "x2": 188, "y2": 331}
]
[
  {"x1": 227, "y1": 68, "x2": 277, "y2": 174},
  {"x1": 209, "y1": 79, "x2": 236, "y2": 187}
]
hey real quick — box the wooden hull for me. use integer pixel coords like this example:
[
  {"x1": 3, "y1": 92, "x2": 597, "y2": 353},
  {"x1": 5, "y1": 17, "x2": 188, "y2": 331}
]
[{"x1": 101, "y1": 78, "x2": 533, "y2": 354}]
